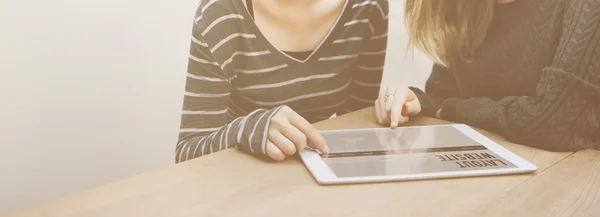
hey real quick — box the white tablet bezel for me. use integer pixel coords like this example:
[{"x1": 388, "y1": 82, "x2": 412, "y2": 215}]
[{"x1": 299, "y1": 124, "x2": 537, "y2": 185}]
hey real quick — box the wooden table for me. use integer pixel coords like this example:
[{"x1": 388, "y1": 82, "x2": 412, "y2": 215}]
[{"x1": 5, "y1": 107, "x2": 599, "y2": 217}]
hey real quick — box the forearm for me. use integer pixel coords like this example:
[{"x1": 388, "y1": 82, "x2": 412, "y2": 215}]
[
  {"x1": 176, "y1": 118, "x2": 243, "y2": 163},
  {"x1": 437, "y1": 68, "x2": 600, "y2": 151},
  {"x1": 176, "y1": 107, "x2": 283, "y2": 163}
]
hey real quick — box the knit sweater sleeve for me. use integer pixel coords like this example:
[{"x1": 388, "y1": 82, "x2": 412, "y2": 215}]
[
  {"x1": 410, "y1": 64, "x2": 459, "y2": 118},
  {"x1": 438, "y1": 0, "x2": 600, "y2": 151}
]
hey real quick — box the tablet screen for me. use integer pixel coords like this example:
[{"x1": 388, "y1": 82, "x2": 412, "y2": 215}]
[{"x1": 319, "y1": 125, "x2": 517, "y2": 178}]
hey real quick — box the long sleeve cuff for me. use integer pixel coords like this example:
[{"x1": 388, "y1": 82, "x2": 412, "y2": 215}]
[
  {"x1": 409, "y1": 86, "x2": 437, "y2": 118},
  {"x1": 234, "y1": 106, "x2": 283, "y2": 156}
]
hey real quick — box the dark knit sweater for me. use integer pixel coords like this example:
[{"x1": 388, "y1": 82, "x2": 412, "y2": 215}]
[{"x1": 414, "y1": 0, "x2": 600, "y2": 151}]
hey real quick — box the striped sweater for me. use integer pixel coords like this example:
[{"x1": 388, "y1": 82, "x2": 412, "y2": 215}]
[{"x1": 176, "y1": 0, "x2": 389, "y2": 163}]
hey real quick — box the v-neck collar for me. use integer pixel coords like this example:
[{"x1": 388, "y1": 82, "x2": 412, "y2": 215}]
[{"x1": 238, "y1": 0, "x2": 350, "y2": 64}]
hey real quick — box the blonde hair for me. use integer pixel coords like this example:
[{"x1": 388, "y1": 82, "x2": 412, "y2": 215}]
[{"x1": 405, "y1": 0, "x2": 495, "y2": 67}]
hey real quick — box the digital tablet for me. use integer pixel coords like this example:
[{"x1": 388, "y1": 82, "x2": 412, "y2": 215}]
[{"x1": 298, "y1": 124, "x2": 537, "y2": 185}]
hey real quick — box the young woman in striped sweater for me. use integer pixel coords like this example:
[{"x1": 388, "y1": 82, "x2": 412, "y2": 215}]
[{"x1": 176, "y1": 0, "x2": 412, "y2": 163}]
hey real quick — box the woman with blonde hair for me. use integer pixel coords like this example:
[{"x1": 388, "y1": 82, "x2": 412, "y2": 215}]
[{"x1": 379, "y1": 0, "x2": 600, "y2": 151}]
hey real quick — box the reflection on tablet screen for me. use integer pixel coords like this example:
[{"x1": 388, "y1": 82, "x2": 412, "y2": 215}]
[{"x1": 319, "y1": 126, "x2": 516, "y2": 178}]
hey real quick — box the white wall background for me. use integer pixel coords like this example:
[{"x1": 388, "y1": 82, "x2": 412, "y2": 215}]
[
  {"x1": 0, "y1": 0, "x2": 431, "y2": 214},
  {"x1": 382, "y1": 1, "x2": 432, "y2": 88}
]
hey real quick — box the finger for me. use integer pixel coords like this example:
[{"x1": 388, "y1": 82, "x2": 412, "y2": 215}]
[
  {"x1": 399, "y1": 116, "x2": 410, "y2": 124},
  {"x1": 385, "y1": 88, "x2": 397, "y2": 113},
  {"x1": 402, "y1": 99, "x2": 422, "y2": 116},
  {"x1": 379, "y1": 86, "x2": 389, "y2": 121},
  {"x1": 375, "y1": 99, "x2": 384, "y2": 125},
  {"x1": 284, "y1": 110, "x2": 329, "y2": 153},
  {"x1": 390, "y1": 91, "x2": 409, "y2": 129},
  {"x1": 385, "y1": 89, "x2": 398, "y2": 125},
  {"x1": 380, "y1": 106, "x2": 390, "y2": 125},
  {"x1": 266, "y1": 140, "x2": 286, "y2": 161},
  {"x1": 269, "y1": 129, "x2": 297, "y2": 155},
  {"x1": 279, "y1": 124, "x2": 307, "y2": 151},
  {"x1": 379, "y1": 103, "x2": 388, "y2": 123},
  {"x1": 375, "y1": 99, "x2": 385, "y2": 125}
]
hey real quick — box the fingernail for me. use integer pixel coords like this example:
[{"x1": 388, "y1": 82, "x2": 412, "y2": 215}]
[{"x1": 391, "y1": 121, "x2": 397, "y2": 127}]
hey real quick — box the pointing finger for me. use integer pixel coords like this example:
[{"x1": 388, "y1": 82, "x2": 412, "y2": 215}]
[
  {"x1": 286, "y1": 110, "x2": 329, "y2": 153},
  {"x1": 390, "y1": 91, "x2": 408, "y2": 129}
]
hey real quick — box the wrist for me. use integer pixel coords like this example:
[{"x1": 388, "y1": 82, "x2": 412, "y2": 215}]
[{"x1": 408, "y1": 86, "x2": 436, "y2": 117}]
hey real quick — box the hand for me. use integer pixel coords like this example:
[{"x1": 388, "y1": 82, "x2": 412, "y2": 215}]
[
  {"x1": 266, "y1": 106, "x2": 329, "y2": 161},
  {"x1": 375, "y1": 84, "x2": 421, "y2": 129}
]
